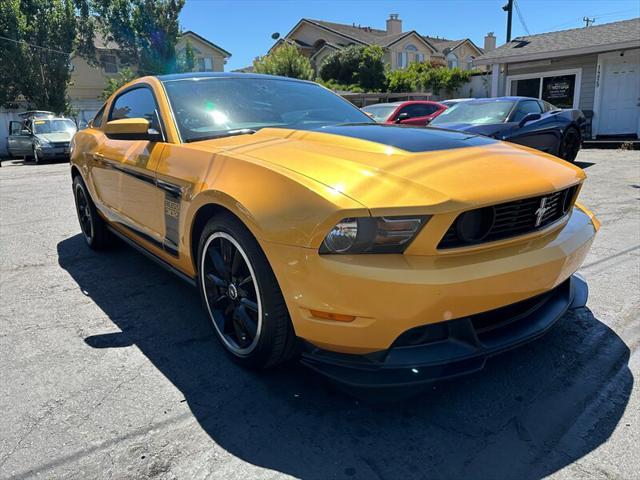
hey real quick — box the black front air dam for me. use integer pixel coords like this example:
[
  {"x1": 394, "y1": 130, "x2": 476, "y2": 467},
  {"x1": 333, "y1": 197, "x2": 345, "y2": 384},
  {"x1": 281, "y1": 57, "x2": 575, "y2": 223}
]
[{"x1": 301, "y1": 274, "x2": 588, "y2": 389}]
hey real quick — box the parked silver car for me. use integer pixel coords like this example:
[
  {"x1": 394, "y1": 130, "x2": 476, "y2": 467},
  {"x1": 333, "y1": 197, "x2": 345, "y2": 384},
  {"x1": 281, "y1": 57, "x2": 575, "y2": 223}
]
[{"x1": 7, "y1": 111, "x2": 77, "y2": 163}]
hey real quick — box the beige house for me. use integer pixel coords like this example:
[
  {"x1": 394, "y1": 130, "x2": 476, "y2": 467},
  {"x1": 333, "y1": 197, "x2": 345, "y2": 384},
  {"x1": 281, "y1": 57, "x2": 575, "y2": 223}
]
[
  {"x1": 271, "y1": 14, "x2": 488, "y2": 73},
  {"x1": 68, "y1": 30, "x2": 231, "y2": 126}
]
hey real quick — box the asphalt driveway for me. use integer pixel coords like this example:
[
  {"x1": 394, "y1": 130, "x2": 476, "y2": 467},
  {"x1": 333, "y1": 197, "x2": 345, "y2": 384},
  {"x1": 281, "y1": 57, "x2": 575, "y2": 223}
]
[{"x1": 0, "y1": 149, "x2": 638, "y2": 480}]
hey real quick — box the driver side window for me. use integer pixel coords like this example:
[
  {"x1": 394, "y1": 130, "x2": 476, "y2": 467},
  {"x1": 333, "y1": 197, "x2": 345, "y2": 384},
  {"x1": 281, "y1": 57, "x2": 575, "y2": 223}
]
[
  {"x1": 109, "y1": 87, "x2": 161, "y2": 132},
  {"x1": 511, "y1": 100, "x2": 542, "y2": 122}
]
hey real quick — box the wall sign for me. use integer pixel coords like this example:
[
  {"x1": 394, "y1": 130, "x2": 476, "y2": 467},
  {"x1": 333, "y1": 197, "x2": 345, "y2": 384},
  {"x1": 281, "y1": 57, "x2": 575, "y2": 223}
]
[{"x1": 541, "y1": 75, "x2": 576, "y2": 109}]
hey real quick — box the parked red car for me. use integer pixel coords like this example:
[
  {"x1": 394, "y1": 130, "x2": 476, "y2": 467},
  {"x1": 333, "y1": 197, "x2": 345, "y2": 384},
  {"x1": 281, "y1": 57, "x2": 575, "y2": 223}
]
[{"x1": 362, "y1": 100, "x2": 447, "y2": 126}]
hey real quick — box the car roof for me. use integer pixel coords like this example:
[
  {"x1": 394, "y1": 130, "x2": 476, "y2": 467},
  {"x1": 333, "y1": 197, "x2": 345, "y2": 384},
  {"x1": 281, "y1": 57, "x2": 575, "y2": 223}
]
[
  {"x1": 156, "y1": 71, "x2": 316, "y2": 84},
  {"x1": 364, "y1": 100, "x2": 443, "y2": 108},
  {"x1": 18, "y1": 110, "x2": 55, "y2": 119},
  {"x1": 363, "y1": 102, "x2": 404, "y2": 108},
  {"x1": 466, "y1": 96, "x2": 536, "y2": 103}
]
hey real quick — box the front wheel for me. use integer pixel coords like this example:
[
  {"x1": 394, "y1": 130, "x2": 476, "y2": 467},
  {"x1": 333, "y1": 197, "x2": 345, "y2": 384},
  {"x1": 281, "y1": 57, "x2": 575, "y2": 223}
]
[
  {"x1": 197, "y1": 214, "x2": 297, "y2": 369},
  {"x1": 559, "y1": 126, "x2": 581, "y2": 163}
]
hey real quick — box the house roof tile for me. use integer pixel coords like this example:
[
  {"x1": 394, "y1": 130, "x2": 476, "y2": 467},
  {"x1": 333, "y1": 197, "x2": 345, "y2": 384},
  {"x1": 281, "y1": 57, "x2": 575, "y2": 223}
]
[
  {"x1": 477, "y1": 17, "x2": 640, "y2": 63},
  {"x1": 303, "y1": 19, "x2": 474, "y2": 53}
]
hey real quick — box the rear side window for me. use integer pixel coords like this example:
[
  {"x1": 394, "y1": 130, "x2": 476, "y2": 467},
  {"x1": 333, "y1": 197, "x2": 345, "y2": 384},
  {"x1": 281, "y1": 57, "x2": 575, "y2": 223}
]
[
  {"x1": 109, "y1": 87, "x2": 160, "y2": 130},
  {"x1": 400, "y1": 104, "x2": 438, "y2": 118},
  {"x1": 511, "y1": 100, "x2": 542, "y2": 122},
  {"x1": 92, "y1": 105, "x2": 106, "y2": 128}
]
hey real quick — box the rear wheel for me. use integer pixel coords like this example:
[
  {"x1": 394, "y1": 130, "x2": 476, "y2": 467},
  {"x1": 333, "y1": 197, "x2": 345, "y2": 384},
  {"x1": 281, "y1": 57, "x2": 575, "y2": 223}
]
[
  {"x1": 73, "y1": 175, "x2": 110, "y2": 249},
  {"x1": 559, "y1": 126, "x2": 581, "y2": 162},
  {"x1": 197, "y1": 214, "x2": 297, "y2": 369}
]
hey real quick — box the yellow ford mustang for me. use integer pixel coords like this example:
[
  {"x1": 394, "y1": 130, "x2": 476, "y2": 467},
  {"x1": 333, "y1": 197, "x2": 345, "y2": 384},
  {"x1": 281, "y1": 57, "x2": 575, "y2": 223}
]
[{"x1": 71, "y1": 73, "x2": 599, "y2": 388}]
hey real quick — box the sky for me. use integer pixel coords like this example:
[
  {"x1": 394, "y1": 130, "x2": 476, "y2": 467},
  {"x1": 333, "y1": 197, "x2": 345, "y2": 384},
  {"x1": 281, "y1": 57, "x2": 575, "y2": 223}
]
[{"x1": 179, "y1": 0, "x2": 640, "y2": 71}]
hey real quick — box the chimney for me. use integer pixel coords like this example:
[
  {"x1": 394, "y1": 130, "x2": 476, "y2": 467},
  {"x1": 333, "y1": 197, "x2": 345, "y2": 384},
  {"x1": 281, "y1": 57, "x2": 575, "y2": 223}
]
[
  {"x1": 386, "y1": 14, "x2": 402, "y2": 35},
  {"x1": 484, "y1": 32, "x2": 496, "y2": 52}
]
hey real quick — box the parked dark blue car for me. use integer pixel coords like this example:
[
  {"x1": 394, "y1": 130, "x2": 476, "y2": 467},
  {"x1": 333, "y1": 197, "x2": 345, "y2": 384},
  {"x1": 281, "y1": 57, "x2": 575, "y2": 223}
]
[{"x1": 429, "y1": 97, "x2": 585, "y2": 162}]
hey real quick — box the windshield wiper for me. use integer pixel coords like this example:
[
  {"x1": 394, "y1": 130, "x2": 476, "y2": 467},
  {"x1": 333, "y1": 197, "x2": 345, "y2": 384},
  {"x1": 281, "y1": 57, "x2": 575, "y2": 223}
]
[{"x1": 185, "y1": 128, "x2": 257, "y2": 143}]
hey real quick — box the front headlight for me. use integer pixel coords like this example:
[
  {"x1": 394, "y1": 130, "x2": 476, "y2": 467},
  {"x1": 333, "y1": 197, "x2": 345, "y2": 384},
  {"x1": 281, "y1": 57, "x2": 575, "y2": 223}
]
[{"x1": 320, "y1": 216, "x2": 429, "y2": 254}]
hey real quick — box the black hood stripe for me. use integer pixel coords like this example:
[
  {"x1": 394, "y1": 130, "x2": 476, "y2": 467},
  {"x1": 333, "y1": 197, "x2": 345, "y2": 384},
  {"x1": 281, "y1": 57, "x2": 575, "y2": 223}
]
[{"x1": 316, "y1": 124, "x2": 496, "y2": 153}]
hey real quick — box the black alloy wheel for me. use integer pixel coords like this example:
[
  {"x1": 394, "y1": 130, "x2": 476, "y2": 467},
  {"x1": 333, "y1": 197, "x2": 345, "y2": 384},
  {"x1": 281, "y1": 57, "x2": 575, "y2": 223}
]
[
  {"x1": 197, "y1": 215, "x2": 297, "y2": 368},
  {"x1": 201, "y1": 232, "x2": 262, "y2": 355},
  {"x1": 72, "y1": 175, "x2": 110, "y2": 249},
  {"x1": 560, "y1": 127, "x2": 581, "y2": 162},
  {"x1": 75, "y1": 182, "x2": 93, "y2": 241}
]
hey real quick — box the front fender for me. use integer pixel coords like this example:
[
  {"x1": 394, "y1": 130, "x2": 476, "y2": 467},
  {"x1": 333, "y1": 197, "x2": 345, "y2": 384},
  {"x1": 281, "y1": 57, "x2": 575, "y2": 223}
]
[{"x1": 182, "y1": 153, "x2": 368, "y2": 274}]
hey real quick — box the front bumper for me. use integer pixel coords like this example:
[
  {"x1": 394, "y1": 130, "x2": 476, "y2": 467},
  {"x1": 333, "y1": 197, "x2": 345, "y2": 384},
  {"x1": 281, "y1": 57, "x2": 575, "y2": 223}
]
[
  {"x1": 37, "y1": 145, "x2": 70, "y2": 158},
  {"x1": 262, "y1": 205, "x2": 598, "y2": 355},
  {"x1": 300, "y1": 274, "x2": 587, "y2": 388}
]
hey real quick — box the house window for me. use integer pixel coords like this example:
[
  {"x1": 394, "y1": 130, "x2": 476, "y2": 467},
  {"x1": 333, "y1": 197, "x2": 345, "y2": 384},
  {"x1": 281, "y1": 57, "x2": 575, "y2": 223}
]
[
  {"x1": 398, "y1": 44, "x2": 419, "y2": 68},
  {"x1": 508, "y1": 70, "x2": 580, "y2": 109},
  {"x1": 446, "y1": 52, "x2": 458, "y2": 69},
  {"x1": 466, "y1": 55, "x2": 474, "y2": 70},
  {"x1": 511, "y1": 77, "x2": 541, "y2": 98},
  {"x1": 198, "y1": 57, "x2": 214, "y2": 72},
  {"x1": 101, "y1": 54, "x2": 118, "y2": 74}
]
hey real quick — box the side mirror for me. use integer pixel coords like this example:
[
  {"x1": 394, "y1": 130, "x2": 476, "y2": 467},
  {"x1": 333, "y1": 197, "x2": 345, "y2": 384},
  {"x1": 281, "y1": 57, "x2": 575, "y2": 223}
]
[
  {"x1": 395, "y1": 112, "x2": 410, "y2": 123},
  {"x1": 104, "y1": 118, "x2": 163, "y2": 141},
  {"x1": 518, "y1": 112, "x2": 541, "y2": 128}
]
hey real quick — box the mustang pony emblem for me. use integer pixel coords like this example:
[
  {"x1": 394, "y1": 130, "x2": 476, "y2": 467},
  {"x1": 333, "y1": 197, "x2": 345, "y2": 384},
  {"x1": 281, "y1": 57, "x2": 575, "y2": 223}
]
[{"x1": 535, "y1": 197, "x2": 551, "y2": 227}]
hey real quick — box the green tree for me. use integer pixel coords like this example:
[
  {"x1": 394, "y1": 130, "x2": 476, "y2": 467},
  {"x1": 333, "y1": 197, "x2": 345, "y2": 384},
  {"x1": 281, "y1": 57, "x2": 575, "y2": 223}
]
[
  {"x1": 0, "y1": 0, "x2": 94, "y2": 112},
  {"x1": 253, "y1": 43, "x2": 314, "y2": 80},
  {"x1": 101, "y1": 67, "x2": 138, "y2": 99},
  {"x1": 95, "y1": 0, "x2": 185, "y2": 75},
  {"x1": 318, "y1": 45, "x2": 386, "y2": 91},
  {"x1": 176, "y1": 39, "x2": 196, "y2": 73},
  {"x1": 385, "y1": 62, "x2": 472, "y2": 94}
]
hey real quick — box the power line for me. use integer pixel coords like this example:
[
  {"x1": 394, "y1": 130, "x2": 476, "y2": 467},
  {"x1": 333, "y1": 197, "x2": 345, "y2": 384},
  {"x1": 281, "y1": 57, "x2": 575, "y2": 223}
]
[
  {"x1": 544, "y1": 8, "x2": 639, "y2": 31},
  {"x1": 0, "y1": 35, "x2": 159, "y2": 75},
  {"x1": 514, "y1": 0, "x2": 531, "y2": 35},
  {"x1": 0, "y1": 34, "x2": 72, "y2": 57}
]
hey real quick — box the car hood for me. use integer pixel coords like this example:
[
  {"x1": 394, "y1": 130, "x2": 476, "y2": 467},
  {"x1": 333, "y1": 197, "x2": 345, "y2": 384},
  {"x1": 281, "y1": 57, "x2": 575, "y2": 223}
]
[
  {"x1": 430, "y1": 122, "x2": 511, "y2": 138},
  {"x1": 37, "y1": 132, "x2": 74, "y2": 143},
  {"x1": 200, "y1": 124, "x2": 584, "y2": 214}
]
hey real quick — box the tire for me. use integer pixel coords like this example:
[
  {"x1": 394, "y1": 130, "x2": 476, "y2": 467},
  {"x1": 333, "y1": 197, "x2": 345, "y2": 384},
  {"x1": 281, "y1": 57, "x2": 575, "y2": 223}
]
[
  {"x1": 73, "y1": 175, "x2": 111, "y2": 250},
  {"x1": 197, "y1": 214, "x2": 297, "y2": 369},
  {"x1": 559, "y1": 126, "x2": 581, "y2": 163}
]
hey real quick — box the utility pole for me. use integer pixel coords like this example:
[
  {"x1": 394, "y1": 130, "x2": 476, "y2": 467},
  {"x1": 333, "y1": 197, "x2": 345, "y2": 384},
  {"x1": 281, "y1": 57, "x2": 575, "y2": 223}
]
[
  {"x1": 503, "y1": 0, "x2": 514, "y2": 42},
  {"x1": 583, "y1": 17, "x2": 595, "y2": 27}
]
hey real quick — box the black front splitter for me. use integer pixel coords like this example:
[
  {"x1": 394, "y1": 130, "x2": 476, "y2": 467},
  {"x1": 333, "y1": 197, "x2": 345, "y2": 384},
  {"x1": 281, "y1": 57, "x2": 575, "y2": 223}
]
[{"x1": 300, "y1": 274, "x2": 588, "y2": 390}]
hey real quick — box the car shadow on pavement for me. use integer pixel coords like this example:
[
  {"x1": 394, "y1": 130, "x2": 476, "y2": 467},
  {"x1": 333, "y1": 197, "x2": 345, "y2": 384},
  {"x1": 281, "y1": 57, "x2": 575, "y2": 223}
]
[{"x1": 57, "y1": 234, "x2": 633, "y2": 480}]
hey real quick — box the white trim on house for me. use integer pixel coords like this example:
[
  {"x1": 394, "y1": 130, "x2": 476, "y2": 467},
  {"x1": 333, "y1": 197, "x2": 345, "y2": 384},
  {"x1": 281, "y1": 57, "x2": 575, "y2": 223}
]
[
  {"x1": 505, "y1": 68, "x2": 582, "y2": 109},
  {"x1": 475, "y1": 40, "x2": 640, "y2": 65},
  {"x1": 491, "y1": 64, "x2": 500, "y2": 97}
]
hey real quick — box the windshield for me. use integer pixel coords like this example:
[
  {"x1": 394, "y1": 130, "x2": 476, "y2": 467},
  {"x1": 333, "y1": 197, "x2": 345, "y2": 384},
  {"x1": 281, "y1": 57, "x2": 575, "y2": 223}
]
[
  {"x1": 32, "y1": 119, "x2": 77, "y2": 134},
  {"x1": 430, "y1": 101, "x2": 515, "y2": 126},
  {"x1": 361, "y1": 104, "x2": 397, "y2": 122},
  {"x1": 163, "y1": 77, "x2": 374, "y2": 142}
]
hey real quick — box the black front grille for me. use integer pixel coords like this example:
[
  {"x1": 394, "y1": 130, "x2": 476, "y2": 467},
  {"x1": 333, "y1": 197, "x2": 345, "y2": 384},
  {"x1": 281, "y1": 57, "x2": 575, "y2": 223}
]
[{"x1": 439, "y1": 185, "x2": 578, "y2": 249}]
